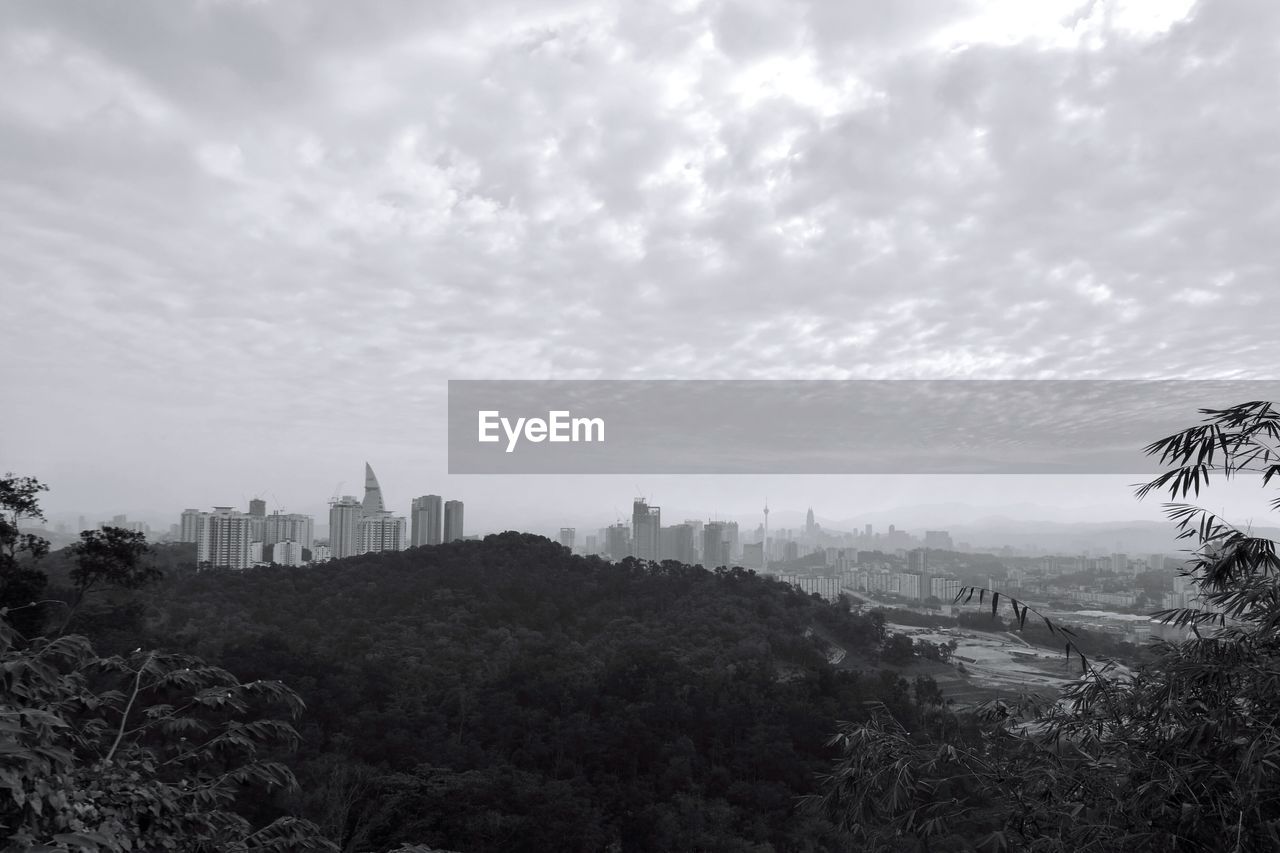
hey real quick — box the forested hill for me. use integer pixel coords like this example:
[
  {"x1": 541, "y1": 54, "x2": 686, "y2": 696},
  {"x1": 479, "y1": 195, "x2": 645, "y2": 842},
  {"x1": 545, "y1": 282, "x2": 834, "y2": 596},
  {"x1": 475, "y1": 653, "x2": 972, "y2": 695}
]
[{"x1": 81, "y1": 533, "x2": 921, "y2": 852}]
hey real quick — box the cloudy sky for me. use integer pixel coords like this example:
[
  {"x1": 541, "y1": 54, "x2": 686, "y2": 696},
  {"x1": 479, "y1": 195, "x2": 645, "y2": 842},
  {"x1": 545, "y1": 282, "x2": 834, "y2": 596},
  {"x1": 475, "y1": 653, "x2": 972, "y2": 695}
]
[{"x1": 3, "y1": 0, "x2": 1278, "y2": 535}]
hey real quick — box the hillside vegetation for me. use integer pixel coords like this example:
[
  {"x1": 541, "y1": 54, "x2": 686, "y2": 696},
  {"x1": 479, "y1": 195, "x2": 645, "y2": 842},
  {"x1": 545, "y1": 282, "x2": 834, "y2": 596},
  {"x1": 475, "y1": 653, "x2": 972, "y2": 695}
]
[{"x1": 60, "y1": 534, "x2": 948, "y2": 852}]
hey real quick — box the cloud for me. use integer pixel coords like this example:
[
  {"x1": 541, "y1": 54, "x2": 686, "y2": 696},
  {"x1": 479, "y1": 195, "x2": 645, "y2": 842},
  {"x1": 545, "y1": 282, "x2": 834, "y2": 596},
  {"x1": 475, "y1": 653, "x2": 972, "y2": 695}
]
[{"x1": 1, "y1": 0, "x2": 1276, "y2": 516}]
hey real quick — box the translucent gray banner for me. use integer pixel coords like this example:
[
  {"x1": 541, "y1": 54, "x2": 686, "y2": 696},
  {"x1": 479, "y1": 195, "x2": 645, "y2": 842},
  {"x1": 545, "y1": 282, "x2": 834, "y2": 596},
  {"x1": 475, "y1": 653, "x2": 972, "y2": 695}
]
[{"x1": 447, "y1": 380, "x2": 1280, "y2": 474}]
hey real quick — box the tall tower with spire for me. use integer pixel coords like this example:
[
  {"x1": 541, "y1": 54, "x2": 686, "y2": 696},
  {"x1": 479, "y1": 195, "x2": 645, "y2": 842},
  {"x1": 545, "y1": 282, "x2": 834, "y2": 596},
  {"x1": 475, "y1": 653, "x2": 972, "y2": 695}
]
[{"x1": 362, "y1": 462, "x2": 385, "y2": 515}]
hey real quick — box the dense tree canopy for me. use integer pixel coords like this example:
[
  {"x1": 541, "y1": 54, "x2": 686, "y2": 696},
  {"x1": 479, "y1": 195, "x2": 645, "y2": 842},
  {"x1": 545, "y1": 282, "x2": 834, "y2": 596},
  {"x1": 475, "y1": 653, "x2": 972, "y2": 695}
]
[{"x1": 93, "y1": 537, "x2": 931, "y2": 852}]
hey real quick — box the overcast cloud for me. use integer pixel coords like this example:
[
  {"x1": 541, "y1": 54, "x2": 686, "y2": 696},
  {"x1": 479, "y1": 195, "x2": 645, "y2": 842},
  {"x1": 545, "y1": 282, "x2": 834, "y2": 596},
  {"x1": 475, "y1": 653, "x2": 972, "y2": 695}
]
[{"x1": 2, "y1": 0, "x2": 1277, "y2": 530}]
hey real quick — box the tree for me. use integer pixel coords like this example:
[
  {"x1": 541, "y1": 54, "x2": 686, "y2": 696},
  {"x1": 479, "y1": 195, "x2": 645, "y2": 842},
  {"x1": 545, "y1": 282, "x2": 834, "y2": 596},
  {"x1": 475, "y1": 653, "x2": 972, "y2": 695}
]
[
  {"x1": 880, "y1": 633, "x2": 915, "y2": 665},
  {"x1": 0, "y1": 610, "x2": 338, "y2": 852},
  {"x1": 0, "y1": 474, "x2": 52, "y2": 638},
  {"x1": 810, "y1": 401, "x2": 1280, "y2": 852},
  {"x1": 59, "y1": 526, "x2": 159, "y2": 634}
]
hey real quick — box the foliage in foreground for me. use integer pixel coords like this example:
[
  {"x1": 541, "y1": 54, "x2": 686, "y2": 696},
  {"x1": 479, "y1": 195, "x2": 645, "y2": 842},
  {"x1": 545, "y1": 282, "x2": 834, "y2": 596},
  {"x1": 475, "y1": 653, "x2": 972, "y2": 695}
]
[
  {"x1": 0, "y1": 611, "x2": 335, "y2": 852},
  {"x1": 810, "y1": 401, "x2": 1280, "y2": 852}
]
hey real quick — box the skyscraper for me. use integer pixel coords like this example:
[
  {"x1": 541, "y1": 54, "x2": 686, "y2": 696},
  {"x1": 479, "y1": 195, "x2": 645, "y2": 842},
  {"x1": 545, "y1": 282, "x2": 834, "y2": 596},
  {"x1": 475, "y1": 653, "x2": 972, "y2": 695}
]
[
  {"x1": 362, "y1": 463, "x2": 385, "y2": 515},
  {"x1": 632, "y1": 498, "x2": 660, "y2": 561},
  {"x1": 724, "y1": 521, "x2": 740, "y2": 562},
  {"x1": 559, "y1": 527, "x2": 575, "y2": 551},
  {"x1": 762, "y1": 501, "x2": 770, "y2": 572},
  {"x1": 410, "y1": 495, "x2": 443, "y2": 546},
  {"x1": 443, "y1": 500, "x2": 464, "y2": 542},
  {"x1": 805, "y1": 508, "x2": 815, "y2": 536},
  {"x1": 702, "y1": 522, "x2": 729, "y2": 568},
  {"x1": 197, "y1": 507, "x2": 254, "y2": 570},
  {"x1": 265, "y1": 512, "x2": 314, "y2": 549},
  {"x1": 357, "y1": 513, "x2": 406, "y2": 554},
  {"x1": 660, "y1": 523, "x2": 697, "y2": 563},
  {"x1": 247, "y1": 498, "x2": 267, "y2": 543},
  {"x1": 179, "y1": 509, "x2": 203, "y2": 543},
  {"x1": 271, "y1": 540, "x2": 304, "y2": 567},
  {"x1": 328, "y1": 496, "x2": 362, "y2": 559},
  {"x1": 924, "y1": 530, "x2": 953, "y2": 550},
  {"x1": 605, "y1": 522, "x2": 630, "y2": 561}
]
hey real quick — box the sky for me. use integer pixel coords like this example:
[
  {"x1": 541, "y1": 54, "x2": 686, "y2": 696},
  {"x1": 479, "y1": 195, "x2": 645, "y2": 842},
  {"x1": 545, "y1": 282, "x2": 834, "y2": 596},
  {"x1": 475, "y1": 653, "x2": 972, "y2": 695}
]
[{"x1": 2, "y1": 0, "x2": 1278, "y2": 536}]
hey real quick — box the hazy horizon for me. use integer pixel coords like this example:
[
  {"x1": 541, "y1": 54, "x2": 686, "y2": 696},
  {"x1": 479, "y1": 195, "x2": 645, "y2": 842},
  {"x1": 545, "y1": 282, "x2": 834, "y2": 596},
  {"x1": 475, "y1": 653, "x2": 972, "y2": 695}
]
[{"x1": 29, "y1": 472, "x2": 1280, "y2": 546}]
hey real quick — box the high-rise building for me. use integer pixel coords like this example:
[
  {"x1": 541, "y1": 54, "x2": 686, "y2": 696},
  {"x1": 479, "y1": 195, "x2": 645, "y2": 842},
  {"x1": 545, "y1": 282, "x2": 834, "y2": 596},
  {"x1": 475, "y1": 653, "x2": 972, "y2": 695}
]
[
  {"x1": 897, "y1": 572, "x2": 922, "y2": 600},
  {"x1": 632, "y1": 499, "x2": 660, "y2": 561},
  {"x1": 702, "y1": 522, "x2": 729, "y2": 568},
  {"x1": 908, "y1": 548, "x2": 928, "y2": 573},
  {"x1": 559, "y1": 527, "x2": 576, "y2": 551},
  {"x1": 272, "y1": 540, "x2": 305, "y2": 567},
  {"x1": 762, "y1": 502, "x2": 770, "y2": 572},
  {"x1": 247, "y1": 498, "x2": 268, "y2": 543},
  {"x1": 179, "y1": 509, "x2": 203, "y2": 543},
  {"x1": 798, "y1": 576, "x2": 840, "y2": 602},
  {"x1": 931, "y1": 577, "x2": 962, "y2": 601},
  {"x1": 410, "y1": 495, "x2": 443, "y2": 546},
  {"x1": 723, "y1": 521, "x2": 740, "y2": 562},
  {"x1": 197, "y1": 507, "x2": 254, "y2": 570},
  {"x1": 924, "y1": 530, "x2": 953, "y2": 550},
  {"x1": 357, "y1": 513, "x2": 406, "y2": 554},
  {"x1": 683, "y1": 519, "x2": 705, "y2": 558},
  {"x1": 605, "y1": 523, "x2": 631, "y2": 561},
  {"x1": 328, "y1": 496, "x2": 363, "y2": 559},
  {"x1": 443, "y1": 500, "x2": 464, "y2": 542},
  {"x1": 362, "y1": 463, "x2": 385, "y2": 515},
  {"x1": 805, "y1": 508, "x2": 816, "y2": 536},
  {"x1": 660, "y1": 523, "x2": 697, "y2": 563},
  {"x1": 265, "y1": 512, "x2": 314, "y2": 549}
]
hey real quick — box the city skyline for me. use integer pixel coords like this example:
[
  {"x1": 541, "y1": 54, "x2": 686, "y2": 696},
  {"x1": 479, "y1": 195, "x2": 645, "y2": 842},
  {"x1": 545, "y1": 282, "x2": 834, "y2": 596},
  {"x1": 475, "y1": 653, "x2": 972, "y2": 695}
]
[
  {"x1": 49, "y1": 478, "x2": 1279, "y2": 565},
  {"x1": 31, "y1": 470, "x2": 1279, "y2": 538}
]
